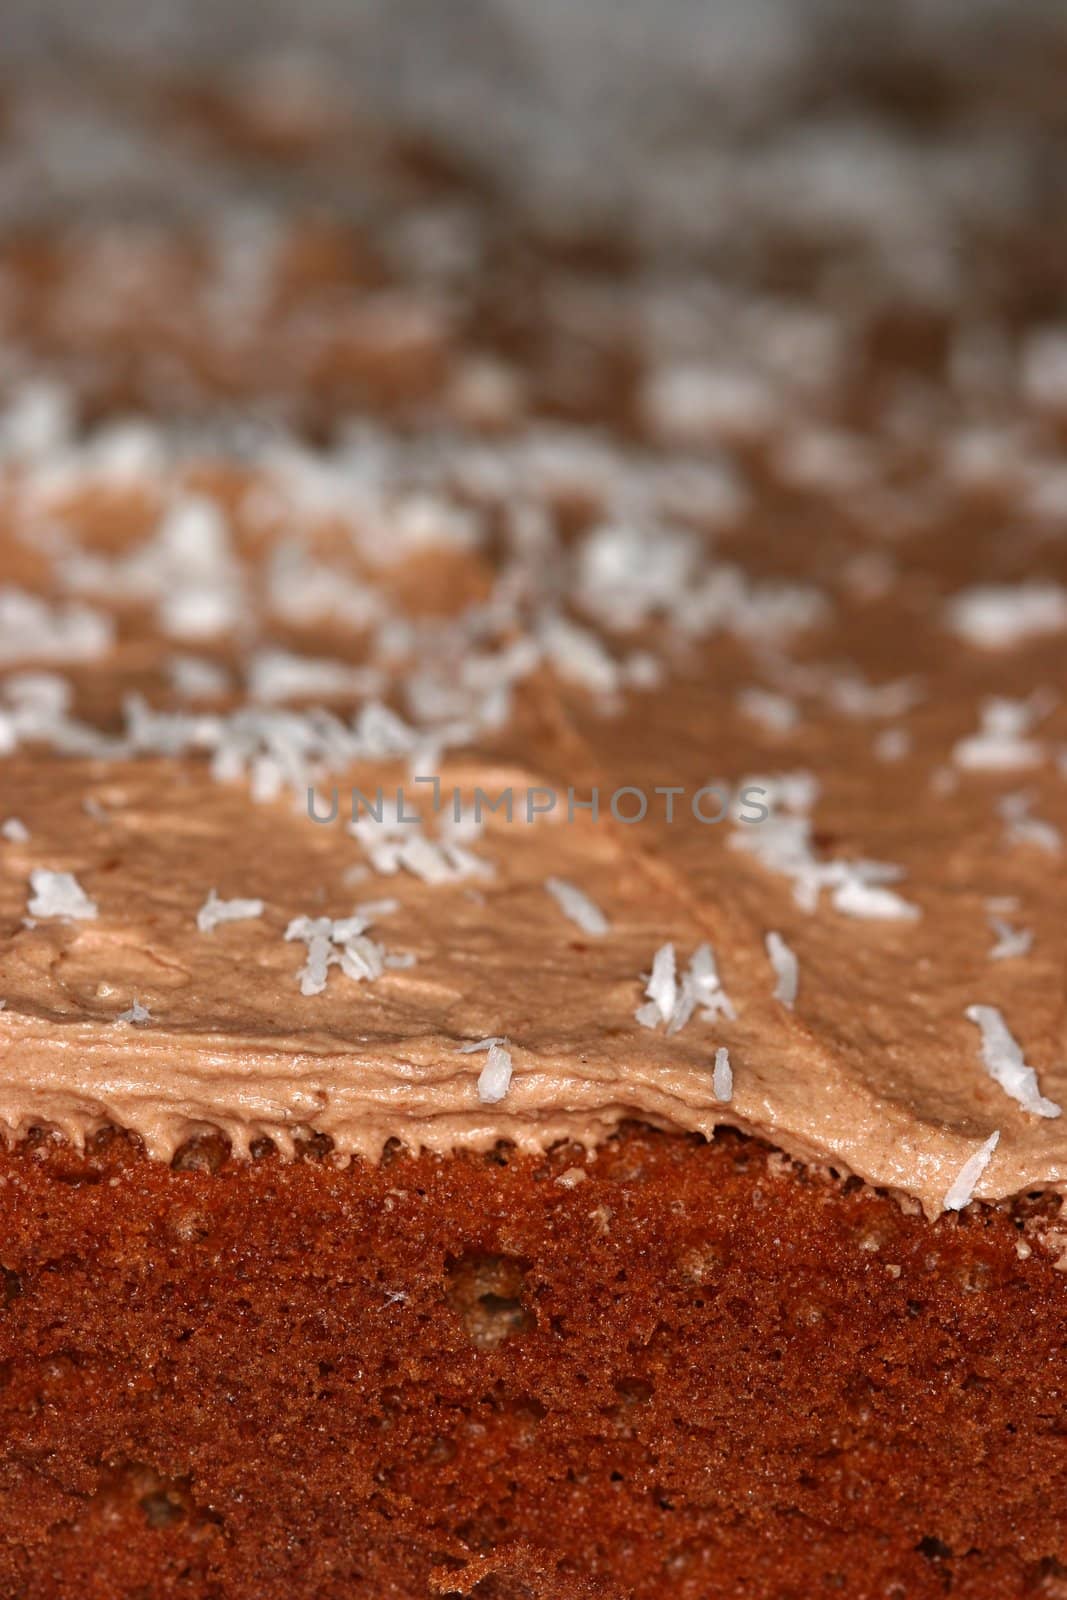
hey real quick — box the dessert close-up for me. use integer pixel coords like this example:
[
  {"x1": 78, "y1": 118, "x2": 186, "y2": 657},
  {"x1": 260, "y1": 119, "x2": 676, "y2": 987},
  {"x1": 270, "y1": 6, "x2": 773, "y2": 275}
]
[{"x1": 1, "y1": 2, "x2": 1067, "y2": 1596}]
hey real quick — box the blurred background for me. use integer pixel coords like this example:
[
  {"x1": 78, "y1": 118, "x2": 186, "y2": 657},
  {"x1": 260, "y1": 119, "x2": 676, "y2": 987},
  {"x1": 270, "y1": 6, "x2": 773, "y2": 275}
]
[
  {"x1": 3, "y1": 0, "x2": 1067, "y2": 247},
  {"x1": 0, "y1": 0, "x2": 1066, "y2": 497},
  {"x1": 1, "y1": 2, "x2": 1067, "y2": 1023}
]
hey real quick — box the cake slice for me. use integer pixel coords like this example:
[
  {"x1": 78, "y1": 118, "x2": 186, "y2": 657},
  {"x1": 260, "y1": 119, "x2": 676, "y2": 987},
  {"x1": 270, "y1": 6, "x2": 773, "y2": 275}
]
[{"x1": 2, "y1": 14, "x2": 1067, "y2": 1594}]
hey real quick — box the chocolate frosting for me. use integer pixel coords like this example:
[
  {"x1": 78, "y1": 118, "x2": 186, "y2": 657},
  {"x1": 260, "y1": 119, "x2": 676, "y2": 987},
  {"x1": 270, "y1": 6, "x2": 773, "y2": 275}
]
[
  {"x1": 2, "y1": 558, "x2": 1067, "y2": 1221},
  {"x1": 3, "y1": 152, "x2": 1067, "y2": 1215}
]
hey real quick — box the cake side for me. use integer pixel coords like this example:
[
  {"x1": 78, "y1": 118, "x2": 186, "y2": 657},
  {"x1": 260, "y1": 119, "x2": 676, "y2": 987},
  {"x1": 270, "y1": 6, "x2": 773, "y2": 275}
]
[{"x1": 0, "y1": 1125, "x2": 1064, "y2": 1600}]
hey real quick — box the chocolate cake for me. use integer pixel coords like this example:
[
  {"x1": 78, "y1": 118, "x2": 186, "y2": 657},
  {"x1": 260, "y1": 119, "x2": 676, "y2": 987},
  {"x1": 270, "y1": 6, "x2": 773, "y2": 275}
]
[{"x1": 2, "y1": 3, "x2": 1067, "y2": 1595}]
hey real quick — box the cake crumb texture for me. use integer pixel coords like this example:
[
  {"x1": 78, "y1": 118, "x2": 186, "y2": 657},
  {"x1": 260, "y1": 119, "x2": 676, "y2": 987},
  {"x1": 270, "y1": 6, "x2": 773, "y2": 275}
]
[{"x1": 0, "y1": 1126, "x2": 1063, "y2": 1599}]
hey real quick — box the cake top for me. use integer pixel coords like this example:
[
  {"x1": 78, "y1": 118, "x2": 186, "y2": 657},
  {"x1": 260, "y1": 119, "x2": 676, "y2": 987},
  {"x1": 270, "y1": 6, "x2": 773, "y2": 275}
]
[{"x1": 3, "y1": 19, "x2": 1067, "y2": 1215}]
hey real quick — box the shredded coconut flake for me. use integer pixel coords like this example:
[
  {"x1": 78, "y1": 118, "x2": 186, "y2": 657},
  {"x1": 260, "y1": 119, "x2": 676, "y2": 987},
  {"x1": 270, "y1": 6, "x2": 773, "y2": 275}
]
[
  {"x1": 168, "y1": 655, "x2": 230, "y2": 700},
  {"x1": 476, "y1": 1042, "x2": 513, "y2": 1104},
  {"x1": 944, "y1": 1130, "x2": 1000, "y2": 1212},
  {"x1": 730, "y1": 775, "x2": 917, "y2": 919},
  {"x1": 964, "y1": 1005, "x2": 1061, "y2": 1118},
  {"x1": 285, "y1": 901, "x2": 403, "y2": 995},
  {"x1": 671, "y1": 943, "x2": 735, "y2": 1030},
  {"x1": 946, "y1": 582, "x2": 1067, "y2": 650},
  {"x1": 831, "y1": 875, "x2": 920, "y2": 921},
  {"x1": 539, "y1": 614, "x2": 621, "y2": 696},
  {"x1": 1, "y1": 817, "x2": 29, "y2": 842},
  {"x1": 155, "y1": 496, "x2": 244, "y2": 641},
  {"x1": 988, "y1": 914, "x2": 1032, "y2": 961},
  {"x1": 765, "y1": 931, "x2": 798, "y2": 1007},
  {"x1": 827, "y1": 674, "x2": 922, "y2": 720},
  {"x1": 351, "y1": 805, "x2": 493, "y2": 884},
  {"x1": 637, "y1": 943, "x2": 734, "y2": 1032},
  {"x1": 400, "y1": 833, "x2": 492, "y2": 885},
  {"x1": 0, "y1": 588, "x2": 113, "y2": 667},
  {"x1": 115, "y1": 999, "x2": 151, "y2": 1025},
  {"x1": 643, "y1": 363, "x2": 775, "y2": 446},
  {"x1": 27, "y1": 868, "x2": 97, "y2": 921},
  {"x1": 197, "y1": 889, "x2": 266, "y2": 934},
  {"x1": 737, "y1": 687, "x2": 798, "y2": 734},
  {"x1": 997, "y1": 792, "x2": 1061, "y2": 854},
  {"x1": 874, "y1": 727, "x2": 911, "y2": 763},
  {"x1": 636, "y1": 943, "x2": 677, "y2": 1029},
  {"x1": 545, "y1": 876, "x2": 609, "y2": 937},
  {"x1": 712, "y1": 1046, "x2": 733, "y2": 1102},
  {"x1": 953, "y1": 697, "x2": 1047, "y2": 772},
  {"x1": 247, "y1": 649, "x2": 381, "y2": 704}
]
